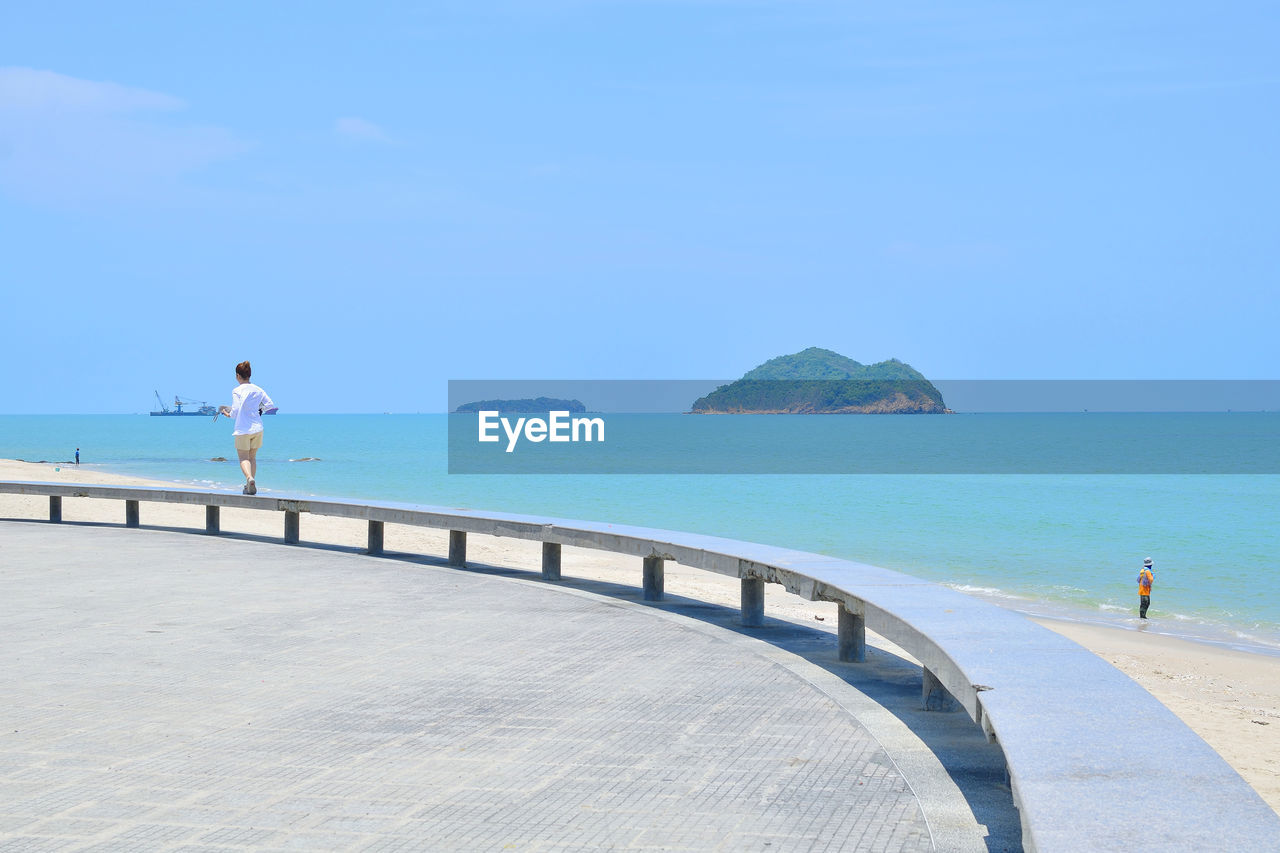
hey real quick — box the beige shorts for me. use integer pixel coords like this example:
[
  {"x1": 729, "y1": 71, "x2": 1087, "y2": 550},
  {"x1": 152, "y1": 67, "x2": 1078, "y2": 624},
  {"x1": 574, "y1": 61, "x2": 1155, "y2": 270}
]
[{"x1": 234, "y1": 432, "x2": 263, "y2": 452}]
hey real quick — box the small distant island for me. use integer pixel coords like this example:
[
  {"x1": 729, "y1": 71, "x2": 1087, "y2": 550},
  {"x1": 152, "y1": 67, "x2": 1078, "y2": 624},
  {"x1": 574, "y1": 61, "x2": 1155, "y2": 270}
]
[
  {"x1": 690, "y1": 347, "x2": 948, "y2": 414},
  {"x1": 455, "y1": 397, "x2": 587, "y2": 414}
]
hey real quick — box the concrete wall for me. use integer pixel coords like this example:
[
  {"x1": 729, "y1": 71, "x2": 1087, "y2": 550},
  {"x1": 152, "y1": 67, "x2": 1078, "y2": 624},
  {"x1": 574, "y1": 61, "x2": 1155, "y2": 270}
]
[{"x1": 3, "y1": 480, "x2": 1278, "y2": 851}]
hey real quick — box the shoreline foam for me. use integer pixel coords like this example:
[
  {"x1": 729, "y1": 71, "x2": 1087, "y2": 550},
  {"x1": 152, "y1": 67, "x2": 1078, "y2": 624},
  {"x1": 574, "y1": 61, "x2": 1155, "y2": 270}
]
[
  {"x1": 1, "y1": 457, "x2": 1276, "y2": 814},
  {"x1": 952, "y1": 583, "x2": 1280, "y2": 659}
]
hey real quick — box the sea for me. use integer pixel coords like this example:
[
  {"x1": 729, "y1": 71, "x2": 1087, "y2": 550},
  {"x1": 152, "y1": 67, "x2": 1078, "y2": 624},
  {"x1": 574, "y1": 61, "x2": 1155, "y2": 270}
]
[{"x1": 3, "y1": 413, "x2": 1278, "y2": 655}]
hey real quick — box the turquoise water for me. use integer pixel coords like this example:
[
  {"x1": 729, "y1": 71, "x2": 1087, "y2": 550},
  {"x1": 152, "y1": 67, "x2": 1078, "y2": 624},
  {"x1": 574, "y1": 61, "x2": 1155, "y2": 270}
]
[
  {"x1": 450, "y1": 410, "x2": 1280, "y2": 473},
  {"x1": 4, "y1": 414, "x2": 1278, "y2": 653}
]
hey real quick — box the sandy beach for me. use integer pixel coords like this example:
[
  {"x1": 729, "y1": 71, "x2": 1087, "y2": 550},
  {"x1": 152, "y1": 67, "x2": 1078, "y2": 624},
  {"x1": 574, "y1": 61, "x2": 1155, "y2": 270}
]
[{"x1": 2, "y1": 458, "x2": 1277, "y2": 816}]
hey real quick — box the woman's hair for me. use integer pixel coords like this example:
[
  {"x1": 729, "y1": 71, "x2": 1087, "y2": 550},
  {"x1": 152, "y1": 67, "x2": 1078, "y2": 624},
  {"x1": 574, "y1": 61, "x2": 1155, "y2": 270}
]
[{"x1": 236, "y1": 360, "x2": 252, "y2": 380}]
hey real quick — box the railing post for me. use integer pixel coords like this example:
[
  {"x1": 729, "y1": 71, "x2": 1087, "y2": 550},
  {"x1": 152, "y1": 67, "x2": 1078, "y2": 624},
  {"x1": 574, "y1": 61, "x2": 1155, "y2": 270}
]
[
  {"x1": 367, "y1": 520, "x2": 384, "y2": 555},
  {"x1": 740, "y1": 577, "x2": 764, "y2": 626},
  {"x1": 49, "y1": 496, "x2": 62, "y2": 523},
  {"x1": 284, "y1": 511, "x2": 300, "y2": 544},
  {"x1": 643, "y1": 556, "x2": 664, "y2": 601},
  {"x1": 542, "y1": 542, "x2": 561, "y2": 580},
  {"x1": 838, "y1": 602, "x2": 866, "y2": 663},
  {"x1": 449, "y1": 530, "x2": 466, "y2": 567},
  {"x1": 205, "y1": 505, "x2": 220, "y2": 534},
  {"x1": 125, "y1": 500, "x2": 140, "y2": 528},
  {"x1": 923, "y1": 667, "x2": 961, "y2": 712}
]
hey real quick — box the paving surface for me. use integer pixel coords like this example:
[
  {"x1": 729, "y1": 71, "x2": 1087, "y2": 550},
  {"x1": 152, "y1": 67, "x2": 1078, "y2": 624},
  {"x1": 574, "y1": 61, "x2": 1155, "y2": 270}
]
[{"x1": 0, "y1": 522, "x2": 1012, "y2": 852}]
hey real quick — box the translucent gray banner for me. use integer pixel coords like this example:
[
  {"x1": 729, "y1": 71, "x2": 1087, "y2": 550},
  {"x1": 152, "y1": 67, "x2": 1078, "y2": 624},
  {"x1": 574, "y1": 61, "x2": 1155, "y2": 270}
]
[{"x1": 447, "y1": 380, "x2": 1280, "y2": 474}]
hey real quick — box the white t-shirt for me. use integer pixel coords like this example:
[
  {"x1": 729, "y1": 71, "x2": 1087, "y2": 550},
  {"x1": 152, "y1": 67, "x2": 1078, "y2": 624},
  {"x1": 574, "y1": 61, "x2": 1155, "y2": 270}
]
[{"x1": 229, "y1": 382, "x2": 274, "y2": 436}]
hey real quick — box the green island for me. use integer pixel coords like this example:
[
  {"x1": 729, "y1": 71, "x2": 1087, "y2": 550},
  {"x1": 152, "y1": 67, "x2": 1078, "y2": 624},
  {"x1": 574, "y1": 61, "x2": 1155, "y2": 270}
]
[
  {"x1": 690, "y1": 347, "x2": 948, "y2": 414},
  {"x1": 454, "y1": 397, "x2": 588, "y2": 414}
]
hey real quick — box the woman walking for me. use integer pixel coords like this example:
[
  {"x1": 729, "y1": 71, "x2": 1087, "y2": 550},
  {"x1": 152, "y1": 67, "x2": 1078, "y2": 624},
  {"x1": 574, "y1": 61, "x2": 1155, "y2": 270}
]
[{"x1": 219, "y1": 360, "x2": 275, "y2": 495}]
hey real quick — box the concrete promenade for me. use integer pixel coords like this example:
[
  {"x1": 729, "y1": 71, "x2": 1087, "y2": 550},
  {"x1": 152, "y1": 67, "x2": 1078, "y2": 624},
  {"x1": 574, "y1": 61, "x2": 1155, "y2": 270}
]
[{"x1": 0, "y1": 523, "x2": 1016, "y2": 852}]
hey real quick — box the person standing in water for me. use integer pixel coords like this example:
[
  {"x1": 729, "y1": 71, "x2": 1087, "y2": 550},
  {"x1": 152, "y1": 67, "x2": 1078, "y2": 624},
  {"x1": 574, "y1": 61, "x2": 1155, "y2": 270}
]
[
  {"x1": 74, "y1": 448, "x2": 79, "y2": 466},
  {"x1": 1137, "y1": 558, "x2": 1155, "y2": 619},
  {"x1": 218, "y1": 360, "x2": 274, "y2": 495}
]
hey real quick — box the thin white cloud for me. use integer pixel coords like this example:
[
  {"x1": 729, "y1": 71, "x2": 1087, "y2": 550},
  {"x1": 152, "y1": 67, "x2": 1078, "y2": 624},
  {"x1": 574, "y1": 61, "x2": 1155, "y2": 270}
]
[
  {"x1": 0, "y1": 67, "x2": 245, "y2": 207},
  {"x1": 0, "y1": 67, "x2": 184, "y2": 113},
  {"x1": 334, "y1": 116, "x2": 393, "y2": 143}
]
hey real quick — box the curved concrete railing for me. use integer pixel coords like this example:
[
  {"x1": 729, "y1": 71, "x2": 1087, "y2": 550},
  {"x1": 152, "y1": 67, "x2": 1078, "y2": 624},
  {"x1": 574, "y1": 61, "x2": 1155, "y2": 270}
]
[{"x1": 2, "y1": 480, "x2": 1278, "y2": 851}]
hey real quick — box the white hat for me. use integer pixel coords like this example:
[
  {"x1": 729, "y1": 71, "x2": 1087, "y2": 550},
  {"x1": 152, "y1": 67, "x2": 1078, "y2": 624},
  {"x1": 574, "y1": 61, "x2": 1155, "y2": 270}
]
[{"x1": 1143, "y1": 558, "x2": 1153, "y2": 567}]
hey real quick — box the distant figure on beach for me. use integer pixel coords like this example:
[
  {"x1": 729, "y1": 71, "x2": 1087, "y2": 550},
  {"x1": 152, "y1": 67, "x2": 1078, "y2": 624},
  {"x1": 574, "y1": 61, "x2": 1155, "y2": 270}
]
[
  {"x1": 1137, "y1": 558, "x2": 1155, "y2": 619},
  {"x1": 218, "y1": 360, "x2": 274, "y2": 495},
  {"x1": 74, "y1": 448, "x2": 79, "y2": 466}
]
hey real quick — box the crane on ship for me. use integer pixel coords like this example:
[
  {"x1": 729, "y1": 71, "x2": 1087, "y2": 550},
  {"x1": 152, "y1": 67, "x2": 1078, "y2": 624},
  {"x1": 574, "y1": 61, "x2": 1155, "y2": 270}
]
[{"x1": 151, "y1": 391, "x2": 218, "y2": 417}]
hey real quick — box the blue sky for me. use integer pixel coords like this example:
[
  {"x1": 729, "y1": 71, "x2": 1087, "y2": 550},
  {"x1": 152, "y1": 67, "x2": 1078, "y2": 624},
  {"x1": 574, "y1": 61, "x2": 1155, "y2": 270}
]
[{"x1": 2, "y1": 1, "x2": 1276, "y2": 413}]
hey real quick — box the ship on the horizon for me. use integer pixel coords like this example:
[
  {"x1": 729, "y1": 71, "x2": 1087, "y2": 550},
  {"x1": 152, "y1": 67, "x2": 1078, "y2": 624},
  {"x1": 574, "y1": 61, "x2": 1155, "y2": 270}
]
[{"x1": 151, "y1": 391, "x2": 218, "y2": 417}]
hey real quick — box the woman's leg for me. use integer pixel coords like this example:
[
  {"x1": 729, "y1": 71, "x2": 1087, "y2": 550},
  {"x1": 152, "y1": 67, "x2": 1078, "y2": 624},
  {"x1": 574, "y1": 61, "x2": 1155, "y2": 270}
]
[
  {"x1": 248, "y1": 448, "x2": 258, "y2": 481},
  {"x1": 237, "y1": 448, "x2": 253, "y2": 482}
]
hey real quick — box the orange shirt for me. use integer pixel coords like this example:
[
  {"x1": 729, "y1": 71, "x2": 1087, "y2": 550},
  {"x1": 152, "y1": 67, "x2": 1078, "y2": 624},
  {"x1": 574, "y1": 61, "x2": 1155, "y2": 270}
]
[{"x1": 1138, "y1": 569, "x2": 1153, "y2": 595}]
